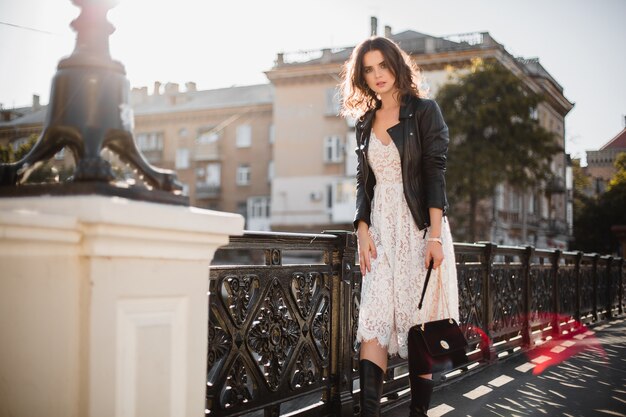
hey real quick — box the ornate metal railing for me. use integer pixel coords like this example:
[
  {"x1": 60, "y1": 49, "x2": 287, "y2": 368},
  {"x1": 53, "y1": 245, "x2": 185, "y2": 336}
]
[{"x1": 206, "y1": 231, "x2": 624, "y2": 417}]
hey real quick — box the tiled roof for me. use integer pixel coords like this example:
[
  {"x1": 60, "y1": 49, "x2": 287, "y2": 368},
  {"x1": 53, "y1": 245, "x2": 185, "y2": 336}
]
[
  {"x1": 600, "y1": 127, "x2": 626, "y2": 150},
  {"x1": 133, "y1": 84, "x2": 273, "y2": 116},
  {"x1": 0, "y1": 106, "x2": 47, "y2": 127}
]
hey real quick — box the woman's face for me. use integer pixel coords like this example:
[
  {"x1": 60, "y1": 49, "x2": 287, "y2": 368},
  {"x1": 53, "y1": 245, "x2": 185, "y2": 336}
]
[{"x1": 362, "y1": 49, "x2": 397, "y2": 96}]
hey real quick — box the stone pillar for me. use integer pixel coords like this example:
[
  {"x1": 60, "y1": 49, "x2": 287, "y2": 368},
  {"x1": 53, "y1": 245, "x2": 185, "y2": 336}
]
[{"x1": 0, "y1": 196, "x2": 244, "y2": 417}]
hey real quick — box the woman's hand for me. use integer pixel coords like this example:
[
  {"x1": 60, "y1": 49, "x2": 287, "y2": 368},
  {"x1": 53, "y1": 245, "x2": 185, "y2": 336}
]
[
  {"x1": 357, "y1": 222, "x2": 377, "y2": 276},
  {"x1": 425, "y1": 240, "x2": 444, "y2": 269}
]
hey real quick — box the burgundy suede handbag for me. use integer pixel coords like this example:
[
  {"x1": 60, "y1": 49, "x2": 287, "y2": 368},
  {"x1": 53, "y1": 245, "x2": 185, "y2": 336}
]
[{"x1": 407, "y1": 260, "x2": 468, "y2": 373}]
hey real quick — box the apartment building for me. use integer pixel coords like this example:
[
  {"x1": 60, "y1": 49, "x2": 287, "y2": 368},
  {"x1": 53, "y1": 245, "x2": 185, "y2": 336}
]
[
  {"x1": 1, "y1": 28, "x2": 575, "y2": 246},
  {"x1": 266, "y1": 29, "x2": 574, "y2": 248},
  {"x1": 131, "y1": 82, "x2": 274, "y2": 230},
  {"x1": 0, "y1": 84, "x2": 275, "y2": 231},
  {"x1": 586, "y1": 124, "x2": 626, "y2": 195}
]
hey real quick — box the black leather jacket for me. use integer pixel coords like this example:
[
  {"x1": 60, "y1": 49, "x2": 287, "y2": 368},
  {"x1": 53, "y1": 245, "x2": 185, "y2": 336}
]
[{"x1": 353, "y1": 94, "x2": 449, "y2": 231}]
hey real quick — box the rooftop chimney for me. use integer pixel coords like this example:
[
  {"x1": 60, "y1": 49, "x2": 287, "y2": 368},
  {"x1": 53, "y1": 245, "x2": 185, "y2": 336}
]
[
  {"x1": 164, "y1": 82, "x2": 179, "y2": 95},
  {"x1": 32, "y1": 94, "x2": 40, "y2": 110},
  {"x1": 384, "y1": 25, "x2": 392, "y2": 38},
  {"x1": 370, "y1": 16, "x2": 377, "y2": 36},
  {"x1": 185, "y1": 82, "x2": 197, "y2": 92},
  {"x1": 154, "y1": 81, "x2": 161, "y2": 96}
]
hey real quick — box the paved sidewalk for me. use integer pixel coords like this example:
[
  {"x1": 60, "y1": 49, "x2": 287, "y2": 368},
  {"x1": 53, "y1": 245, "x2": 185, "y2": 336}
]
[{"x1": 386, "y1": 318, "x2": 626, "y2": 417}]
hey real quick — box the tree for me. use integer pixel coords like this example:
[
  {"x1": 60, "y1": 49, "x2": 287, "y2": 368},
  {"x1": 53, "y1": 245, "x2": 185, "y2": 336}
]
[
  {"x1": 436, "y1": 59, "x2": 561, "y2": 242},
  {"x1": 608, "y1": 152, "x2": 626, "y2": 190},
  {"x1": 0, "y1": 134, "x2": 73, "y2": 183},
  {"x1": 572, "y1": 152, "x2": 626, "y2": 254}
]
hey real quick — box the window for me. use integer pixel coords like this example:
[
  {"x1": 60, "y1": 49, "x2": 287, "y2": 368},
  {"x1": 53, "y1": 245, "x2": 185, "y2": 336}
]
[
  {"x1": 269, "y1": 124, "x2": 275, "y2": 144},
  {"x1": 495, "y1": 184, "x2": 504, "y2": 210},
  {"x1": 324, "y1": 135, "x2": 344, "y2": 163},
  {"x1": 176, "y1": 148, "x2": 189, "y2": 169},
  {"x1": 510, "y1": 190, "x2": 520, "y2": 212},
  {"x1": 248, "y1": 196, "x2": 271, "y2": 219},
  {"x1": 326, "y1": 87, "x2": 341, "y2": 116},
  {"x1": 135, "y1": 132, "x2": 164, "y2": 151},
  {"x1": 236, "y1": 124, "x2": 252, "y2": 148},
  {"x1": 268, "y1": 160, "x2": 274, "y2": 182},
  {"x1": 237, "y1": 201, "x2": 247, "y2": 223},
  {"x1": 236, "y1": 164, "x2": 251, "y2": 186},
  {"x1": 205, "y1": 163, "x2": 221, "y2": 186}
]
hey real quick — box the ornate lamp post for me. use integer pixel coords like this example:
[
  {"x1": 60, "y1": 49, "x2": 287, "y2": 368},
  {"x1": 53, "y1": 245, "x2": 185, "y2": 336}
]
[{"x1": 0, "y1": 0, "x2": 186, "y2": 205}]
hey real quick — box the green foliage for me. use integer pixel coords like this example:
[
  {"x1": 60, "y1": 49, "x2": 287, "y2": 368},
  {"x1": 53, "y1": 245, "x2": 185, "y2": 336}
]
[
  {"x1": 572, "y1": 152, "x2": 626, "y2": 254},
  {"x1": 436, "y1": 59, "x2": 560, "y2": 241},
  {"x1": 0, "y1": 134, "x2": 38, "y2": 163},
  {"x1": 573, "y1": 181, "x2": 626, "y2": 254},
  {"x1": 0, "y1": 134, "x2": 73, "y2": 183},
  {"x1": 608, "y1": 152, "x2": 626, "y2": 189}
]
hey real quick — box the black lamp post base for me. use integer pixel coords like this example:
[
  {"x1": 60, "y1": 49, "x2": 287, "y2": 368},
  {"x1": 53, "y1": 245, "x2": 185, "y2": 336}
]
[{"x1": 0, "y1": 182, "x2": 189, "y2": 206}]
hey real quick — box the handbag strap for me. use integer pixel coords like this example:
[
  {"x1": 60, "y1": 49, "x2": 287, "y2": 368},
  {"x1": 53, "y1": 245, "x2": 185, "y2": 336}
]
[
  {"x1": 417, "y1": 259, "x2": 434, "y2": 310},
  {"x1": 417, "y1": 256, "x2": 452, "y2": 319}
]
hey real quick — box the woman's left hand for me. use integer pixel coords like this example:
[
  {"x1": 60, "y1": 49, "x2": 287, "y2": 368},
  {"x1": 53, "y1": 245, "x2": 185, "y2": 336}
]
[{"x1": 425, "y1": 241, "x2": 444, "y2": 269}]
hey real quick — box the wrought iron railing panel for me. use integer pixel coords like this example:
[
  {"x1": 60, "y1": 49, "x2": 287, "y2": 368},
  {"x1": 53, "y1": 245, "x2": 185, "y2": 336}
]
[
  {"x1": 207, "y1": 265, "x2": 334, "y2": 415},
  {"x1": 490, "y1": 263, "x2": 525, "y2": 338},
  {"x1": 206, "y1": 232, "x2": 624, "y2": 417},
  {"x1": 457, "y1": 263, "x2": 485, "y2": 346},
  {"x1": 558, "y1": 264, "x2": 577, "y2": 319},
  {"x1": 529, "y1": 264, "x2": 554, "y2": 327}
]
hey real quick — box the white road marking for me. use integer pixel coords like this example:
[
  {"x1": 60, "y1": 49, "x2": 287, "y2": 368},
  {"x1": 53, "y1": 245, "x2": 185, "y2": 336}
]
[
  {"x1": 515, "y1": 362, "x2": 536, "y2": 373},
  {"x1": 550, "y1": 346, "x2": 567, "y2": 353},
  {"x1": 488, "y1": 375, "x2": 514, "y2": 387},
  {"x1": 428, "y1": 403, "x2": 455, "y2": 416},
  {"x1": 463, "y1": 385, "x2": 493, "y2": 400},
  {"x1": 531, "y1": 355, "x2": 552, "y2": 364},
  {"x1": 560, "y1": 340, "x2": 576, "y2": 347},
  {"x1": 574, "y1": 334, "x2": 587, "y2": 340}
]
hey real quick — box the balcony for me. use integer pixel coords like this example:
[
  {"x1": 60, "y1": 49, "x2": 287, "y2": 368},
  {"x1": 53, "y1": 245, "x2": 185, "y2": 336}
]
[
  {"x1": 194, "y1": 141, "x2": 220, "y2": 161},
  {"x1": 195, "y1": 183, "x2": 220, "y2": 199}
]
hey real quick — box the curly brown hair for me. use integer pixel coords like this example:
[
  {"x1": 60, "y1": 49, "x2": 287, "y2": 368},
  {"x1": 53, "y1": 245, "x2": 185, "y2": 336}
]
[{"x1": 340, "y1": 36, "x2": 425, "y2": 119}]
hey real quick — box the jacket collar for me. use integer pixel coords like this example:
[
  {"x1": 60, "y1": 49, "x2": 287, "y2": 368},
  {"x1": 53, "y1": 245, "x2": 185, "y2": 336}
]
[{"x1": 399, "y1": 94, "x2": 419, "y2": 119}]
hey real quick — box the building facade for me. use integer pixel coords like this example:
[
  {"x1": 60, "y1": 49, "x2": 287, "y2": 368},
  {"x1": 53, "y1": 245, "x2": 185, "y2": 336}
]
[
  {"x1": 585, "y1": 125, "x2": 626, "y2": 195},
  {"x1": 266, "y1": 29, "x2": 574, "y2": 248},
  {"x1": 131, "y1": 82, "x2": 274, "y2": 230},
  {"x1": 1, "y1": 27, "x2": 576, "y2": 247},
  {"x1": 0, "y1": 84, "x2": 275, "y2": 231}
]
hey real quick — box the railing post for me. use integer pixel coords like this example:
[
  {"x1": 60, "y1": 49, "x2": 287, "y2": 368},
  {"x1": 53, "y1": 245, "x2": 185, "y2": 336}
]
[
  {"x1": 592, "y1": 254, "x2": 600, "y2": 321},
  {"x1": 574, "y1": 252, "x2": 583, "y2": 324},
  {"x1": 324, "y1": 230, "x2": 357, "y2": 417},
  {"x1": 606, "y1": 256, "x2": 614, "y2": 320},
  {"x1": 522, "y1": 246, "x2": 534, "y2": 347},
  {"x1": 617, "y1": 258, "x2": 624, "y2": 315},
  {"x1": 552, "y1": 250, "x2": 562, "y2": 338},
  {"x1": 482, "y1": 243, "x2": 497, "y2": 362}
]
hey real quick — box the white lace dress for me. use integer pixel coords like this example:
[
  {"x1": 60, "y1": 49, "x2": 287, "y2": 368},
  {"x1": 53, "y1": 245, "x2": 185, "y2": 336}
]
[{"x1": 356, "y1": 131, "x2": 460, "y2": 359}]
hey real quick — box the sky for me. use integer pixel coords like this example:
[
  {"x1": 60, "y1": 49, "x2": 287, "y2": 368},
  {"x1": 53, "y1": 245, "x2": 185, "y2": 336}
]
[{"x1": 1, "y1": 0, "x2": 624, "y2": 164}]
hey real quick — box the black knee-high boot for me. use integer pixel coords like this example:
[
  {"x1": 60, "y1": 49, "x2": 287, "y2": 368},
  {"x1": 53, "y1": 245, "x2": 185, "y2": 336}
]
[
  {"x1": 359, "y1": 359, "x2": 384, "y2": 417},
  {"x1": 408, "y1": 375, "x2": 434, "y2": 417}
]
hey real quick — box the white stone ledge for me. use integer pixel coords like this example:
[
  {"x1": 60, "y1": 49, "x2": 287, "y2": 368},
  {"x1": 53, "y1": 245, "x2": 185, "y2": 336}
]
[{"x1": 0, "y1": 195, "x2": 244, "y2": 260}]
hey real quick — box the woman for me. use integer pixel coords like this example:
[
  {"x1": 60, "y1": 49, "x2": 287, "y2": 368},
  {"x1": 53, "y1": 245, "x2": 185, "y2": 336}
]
[{"x1": 341, "y1": 36, "x2": 459, "y2": 417}]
